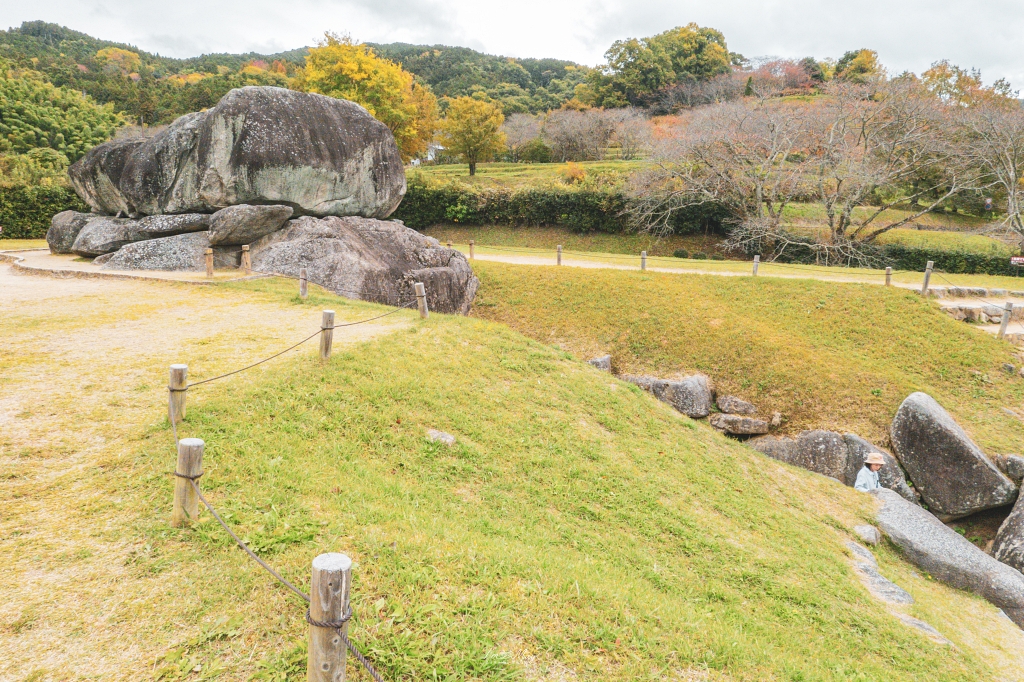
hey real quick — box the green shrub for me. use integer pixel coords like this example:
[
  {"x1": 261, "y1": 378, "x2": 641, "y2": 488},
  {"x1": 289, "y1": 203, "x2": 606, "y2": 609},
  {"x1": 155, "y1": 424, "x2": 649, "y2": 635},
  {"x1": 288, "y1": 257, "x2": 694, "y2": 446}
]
[
  {"x1": 692, "y1": 252, "x2": 708, "y2": 260},
  {"x1": 710, "y1": 254, "x2": 725, "y2": 260},
  {"x1": 0, "y1": 184, "x2": 86, "y2": 239},
  {"x1": 673, "y1": 248, "x2": 689, "y2": 258}
]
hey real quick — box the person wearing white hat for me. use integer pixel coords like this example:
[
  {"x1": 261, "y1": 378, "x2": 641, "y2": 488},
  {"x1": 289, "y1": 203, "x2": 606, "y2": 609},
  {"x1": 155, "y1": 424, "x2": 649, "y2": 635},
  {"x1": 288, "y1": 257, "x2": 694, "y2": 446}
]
[{"x1": 854, "y1": 452, "x2": 886, "y2": 492}]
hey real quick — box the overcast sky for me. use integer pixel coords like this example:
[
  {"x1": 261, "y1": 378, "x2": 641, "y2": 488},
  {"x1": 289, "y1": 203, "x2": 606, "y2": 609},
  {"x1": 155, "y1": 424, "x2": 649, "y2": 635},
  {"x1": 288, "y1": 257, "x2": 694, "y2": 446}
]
[{"x1": 4, "y1": 0, "x2": 1023, "y2": 90}]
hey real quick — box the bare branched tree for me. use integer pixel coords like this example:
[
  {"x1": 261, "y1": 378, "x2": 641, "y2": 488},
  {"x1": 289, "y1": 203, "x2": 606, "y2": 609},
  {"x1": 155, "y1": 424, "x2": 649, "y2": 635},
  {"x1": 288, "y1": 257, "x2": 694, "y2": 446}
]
[
  {"x1": 629, "y1": 79, "x2": 985, "y2": 265},
  {"x1": 502, "y1": 113, "x2": 541, "y2": 162},
  {"x1": 959, "y1": 103, "x2": 1024, "y2": 250},
  {"x1": 628, "y1": 95, "x2": 810, "y2": 255},
  {"x1": 805, "y1": 79, "x2": 981, "y2": 255},
  {"x1": 649, "y1": 72, "x2": 744, "y2": 113},
  {"x1": 542, "y1": 109, "x2": 616, "y2": 161},
  {"x1": 605, "y1": 108, "x2": 653, "y2": 160}
]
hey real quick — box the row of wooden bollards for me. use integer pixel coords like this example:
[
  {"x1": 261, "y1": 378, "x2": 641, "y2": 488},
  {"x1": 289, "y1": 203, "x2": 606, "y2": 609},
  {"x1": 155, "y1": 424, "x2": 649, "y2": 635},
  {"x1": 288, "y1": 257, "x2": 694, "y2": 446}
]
[{"x1": 170, "y1": 434, "x2": 356, "y2": 679}]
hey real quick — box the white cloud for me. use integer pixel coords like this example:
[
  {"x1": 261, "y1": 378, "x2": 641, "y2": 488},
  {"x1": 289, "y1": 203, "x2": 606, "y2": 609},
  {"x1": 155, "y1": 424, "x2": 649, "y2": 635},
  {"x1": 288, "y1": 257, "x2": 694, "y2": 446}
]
[{"x1": 2, "y1": 0, "x2": 1022, "y2": 89}]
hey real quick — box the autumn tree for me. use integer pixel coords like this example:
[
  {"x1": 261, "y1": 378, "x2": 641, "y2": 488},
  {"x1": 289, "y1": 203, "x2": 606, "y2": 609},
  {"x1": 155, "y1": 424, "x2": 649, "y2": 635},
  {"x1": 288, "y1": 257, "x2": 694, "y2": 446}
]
[
  {"x1": 438, "y1": 97, "x2": 505, "y2": 175},
  {"x1": 502, "y1": 113, "x2": 541, "y2": 161},
  {"x1": 835, "y1": 49, "x2": 883, "y2": 83},
  {"x1": 299, "y1": 33, "x2": 439, "y2": 161}
]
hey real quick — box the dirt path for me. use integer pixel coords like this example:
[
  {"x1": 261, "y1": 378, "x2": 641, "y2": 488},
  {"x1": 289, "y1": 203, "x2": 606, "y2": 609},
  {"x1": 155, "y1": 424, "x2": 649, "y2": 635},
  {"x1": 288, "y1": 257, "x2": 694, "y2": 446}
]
[{"x1": 0, "y1": 265, "x2": 406, "y2": 680}]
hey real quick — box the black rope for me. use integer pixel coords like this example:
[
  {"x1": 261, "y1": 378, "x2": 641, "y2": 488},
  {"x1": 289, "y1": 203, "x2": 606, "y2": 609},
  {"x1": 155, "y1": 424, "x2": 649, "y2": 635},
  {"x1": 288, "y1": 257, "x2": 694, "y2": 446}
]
[
  {"x1": 173, "y1": 470, "x2": 203, "y2": 481},
  {"x1": 306, "y1": 607, "x2": 352, "y2": 629}
]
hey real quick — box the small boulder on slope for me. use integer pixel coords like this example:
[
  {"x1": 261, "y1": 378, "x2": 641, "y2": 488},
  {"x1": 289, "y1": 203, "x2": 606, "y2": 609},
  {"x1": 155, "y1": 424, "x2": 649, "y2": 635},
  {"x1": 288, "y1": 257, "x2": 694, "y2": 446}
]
[
  {"x1": 709, "y1": 413, "x2": 769, "y2": 435},
  {"x1": 623, "y1": 374, "x2": 714, "y2": 419},
  {"x1": 716, "y1": 395, "x2": 757, "y2": 415},
  {"x1": 993, "y1": 494, "x2": 1024, "y2": 572},
  {"x1": 890, "y1": 392, "x2": 1017, "y2": 519},
  {"x1": 874, "y1": 487, "x2": 1024, "y2": 628}
]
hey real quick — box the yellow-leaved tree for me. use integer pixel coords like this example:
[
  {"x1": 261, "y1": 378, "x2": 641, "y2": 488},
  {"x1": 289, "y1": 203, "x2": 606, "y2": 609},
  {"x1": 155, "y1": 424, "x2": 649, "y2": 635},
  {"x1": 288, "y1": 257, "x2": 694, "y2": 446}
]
[
  {"x1": 298, "y1": 33, "x2": 438, "y2": 162},
  {"x1": 438, "y1": 97, "x2": 506, "y2": 175}
]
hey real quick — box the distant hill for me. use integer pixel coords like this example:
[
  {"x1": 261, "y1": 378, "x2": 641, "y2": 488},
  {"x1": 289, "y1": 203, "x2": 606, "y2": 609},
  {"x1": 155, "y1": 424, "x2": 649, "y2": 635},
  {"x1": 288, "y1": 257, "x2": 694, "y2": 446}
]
[{"x1": 0, "y1": 22, "x2": 587, "y2": 125}]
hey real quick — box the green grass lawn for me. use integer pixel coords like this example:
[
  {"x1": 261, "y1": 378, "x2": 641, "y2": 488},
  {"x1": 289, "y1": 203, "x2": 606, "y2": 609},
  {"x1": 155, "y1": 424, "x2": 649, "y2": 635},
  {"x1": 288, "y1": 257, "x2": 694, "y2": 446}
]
[
  {"x1": 119, "y1": 278, "x2": 1021, "y2": 680},
  {"x1": 0, "y1": 238, "x2": 47, "y2": 250},
  {"x1": 469, "y1": 261, "x2": 1024, "y2": 456},
  {"x1": 410, "y1": 161, "x2": 645, "y2": 188}
]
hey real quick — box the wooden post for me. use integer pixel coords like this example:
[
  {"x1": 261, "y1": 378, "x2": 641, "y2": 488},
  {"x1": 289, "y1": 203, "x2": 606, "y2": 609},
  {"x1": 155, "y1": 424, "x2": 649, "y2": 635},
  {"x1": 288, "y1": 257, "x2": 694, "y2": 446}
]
[
  {"x1": 307, "y1": 553, "x2": 352, "y2": 682},
  {"x1": 169, "y1": 364, "x2": 187, "y2": 424},
  {"x1": 885, "y1": 267, "x2": 892, "y2": 286},
  {"x1": 205, "y1": 248, "x2": 214, "y2": 278},
  {"x1": 300, "y1": 268, "x2": 308, "y2": 299},
  {"x1": 320, "y1": 311, "x2": 335, "y2": 361},
  {"x1": 447, "y1": 240, "x2": 452, "y2": 249},
  {"x1": 999, "y1": 302, "x2": 1014, "y2": 339},
  {"x1": 469, "y1": 240, "x2": 475, "y2": 260},
  {"x1": 921, "y1": 260, "x2": 934, "y2": 296},
  {"x1": 641, "y1": 251, "x2": 647, "y2": 271},
  {"x1": 752, "y1": 255, "x2": 760, "y2": 276},
  {"x1": 241, "y1": 245, "x2": 251, "y2": 275},
  {"x1": 172, "y1": 438, "x2": 204, "y2": 527},
  {"x1": 557, "y1": 245, "x2": 562, "y2": 266},
  {"x1": 415, "y1": 282, "x2": 429, "y2": 319}
]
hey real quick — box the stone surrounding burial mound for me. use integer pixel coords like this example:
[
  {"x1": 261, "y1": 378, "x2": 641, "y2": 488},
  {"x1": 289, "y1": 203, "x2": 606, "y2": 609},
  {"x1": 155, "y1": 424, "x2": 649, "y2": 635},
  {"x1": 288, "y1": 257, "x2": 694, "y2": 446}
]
[
  {"x1": 890, "y1": 392, "x2": 1017, "y2": 519},
  {"x1": 749, "y1": 430, "x2": 917, "y2": 501},
  {"x1": 874, "y1": 487, "x2": 1024, "y2": 628},
  {"x1": 47, "y1": 210, "x2": 94, "y2": 254},
  {"x1": 208, "y1": 204, "x2": 293, "y2": 246},
  {"x1": 623, "y1": 374, "x2": 714, "y2": 419},
  {"x1": 97, "y1": 232, "x2": 236, "y2": 272},
  {"x1": 69, "y1": 86, "x2": 405, "y2": 219},
  {"x1": 250, "y1": 216, "x2": 479, "y2": 315},
  {"x1": 993, "y1": 494, "x2": 1024, "y2": 573}
]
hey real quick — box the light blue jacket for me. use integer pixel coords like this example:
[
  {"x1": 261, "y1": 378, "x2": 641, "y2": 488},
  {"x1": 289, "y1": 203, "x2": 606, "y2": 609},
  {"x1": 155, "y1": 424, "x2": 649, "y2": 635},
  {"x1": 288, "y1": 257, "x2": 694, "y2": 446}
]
[{"x1": 854, "y1": 466, "x2": 880, "y2": 492}]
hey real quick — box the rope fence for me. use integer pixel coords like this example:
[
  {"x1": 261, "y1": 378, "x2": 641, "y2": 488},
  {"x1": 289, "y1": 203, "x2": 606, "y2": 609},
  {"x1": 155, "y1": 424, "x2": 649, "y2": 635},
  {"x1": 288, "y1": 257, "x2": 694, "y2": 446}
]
[{"x1": 164, "y1": 281, "x2": 433, "y2": 680}]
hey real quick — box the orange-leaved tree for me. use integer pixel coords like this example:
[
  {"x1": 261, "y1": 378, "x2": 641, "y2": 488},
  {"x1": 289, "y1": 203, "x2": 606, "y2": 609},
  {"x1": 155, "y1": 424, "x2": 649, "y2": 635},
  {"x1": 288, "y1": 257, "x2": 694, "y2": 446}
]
[
  {"x1": 298, "y1": 33, "x2": 438, "y2": 162},
  {"x1": 437, "y1": 97, "x2": 506, "y2": 175}
]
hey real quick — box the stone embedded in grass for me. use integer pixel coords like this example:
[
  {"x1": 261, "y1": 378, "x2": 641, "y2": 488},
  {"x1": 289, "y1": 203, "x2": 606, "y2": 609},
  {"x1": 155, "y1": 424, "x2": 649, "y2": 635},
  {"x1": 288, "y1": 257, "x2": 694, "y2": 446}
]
[
  {"x1": 587, "y1": 355, "x2": 611, "y2": 372},
  {"x1": 208, "y1": 204, "x2": 294, "y2": 246},
  {"x1": 622, "y1": 374, "x2": 714, "y2": 419},
  {"x1": 846, "y1": 540, "x2": 914, "y2": 605},
  {"x1": 853, "y1": 524, "x2": 881, "y2": 545},
  {"x1": 427, "y1": 429, "x2": 456, "y2": 446},
  {"x1": 874, "y1": 487, "x2": 1024, "y2": 629},
  {"x1": 709, "y1": 413, "x2": 768, "y2": 435},
  {"x1": 999, "y1": 454, "x2": 1024, "y2": 483},
  {"x1": 890, "y1": 392, "x2": 1017, "y2": 519},
  {"x1": 716, "y1": 395, "x2": 757, "y2": 415}
]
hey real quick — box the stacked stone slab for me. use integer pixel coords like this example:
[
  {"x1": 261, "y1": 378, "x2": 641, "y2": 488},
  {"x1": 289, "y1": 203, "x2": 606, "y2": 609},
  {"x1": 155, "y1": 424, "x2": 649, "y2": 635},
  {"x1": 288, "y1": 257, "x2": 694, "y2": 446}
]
[{"x1": 46, "y1": 86, "x2": 479, "y2": 315}]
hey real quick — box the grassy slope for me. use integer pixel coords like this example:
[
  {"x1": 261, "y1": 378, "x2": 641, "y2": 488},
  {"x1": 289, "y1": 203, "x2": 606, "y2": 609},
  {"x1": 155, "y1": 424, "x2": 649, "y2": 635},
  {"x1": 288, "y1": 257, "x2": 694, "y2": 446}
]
[
  {"x1": 121, "y1": 279, "x2": 1021, "y2": 681},
  {"x1": 469, "y1": 261, "x2": 1024, "y2": 455},
  {"x1": 4, "y1": 275, "x2": 1023, "y2": 679}
]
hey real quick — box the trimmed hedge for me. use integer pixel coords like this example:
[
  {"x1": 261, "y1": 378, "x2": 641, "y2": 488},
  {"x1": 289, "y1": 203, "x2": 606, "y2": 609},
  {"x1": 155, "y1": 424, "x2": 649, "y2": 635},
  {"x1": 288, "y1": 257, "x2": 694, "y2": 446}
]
[
  {"x1": 768, "y1": 237, "x2": 1024, "y2": 276},
  {"x1": 392, "y1": 183, "x2": 728, "y2": 235},
  {"x1": 0, "y1": 185, "x2": 87, "y2": 239}
]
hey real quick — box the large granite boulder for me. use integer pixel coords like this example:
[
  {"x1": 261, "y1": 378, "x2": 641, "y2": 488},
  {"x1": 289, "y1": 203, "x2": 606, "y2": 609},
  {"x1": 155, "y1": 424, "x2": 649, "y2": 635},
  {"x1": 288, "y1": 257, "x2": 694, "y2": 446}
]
[
  {"x1": 132, "y1": 213, "x2": 210, "y2": 238},
  {"x1": 993, "y1": 495, "x2": 1024, "y2": 572},
  {"x1": 749, "y1": 430, "x2": 917, "y2": 501},
  {"x1": 250, "y1": 216, "x2": 478, "y2": 314},
  {"x1": 623, "y1": 375, "x2": 714, "y2": 418},
  {"x1": 98, "y1": 232, "x2": 241, "y2": 271},
  {"x1": 71, "y1": 87, "x2": 405, "y2": 219},
  {"x1": 71, "y1": 217, "x2": 139, "y2": 257},
  {"x1": 208, "y1": 204, "x2": 293, "y2": 246},
  {"x1": 874, "y1": 487, "x2": 1024, "y2": 628},
  {"x1": 890, "y1": 392, "x2": 1016, "y2": 519},
  {"x1": 47, "y1": 211, "x2": 96, "y2": 254},
  {"x1": 68, "y1": 137, "x2": 146, "y2": 215}
]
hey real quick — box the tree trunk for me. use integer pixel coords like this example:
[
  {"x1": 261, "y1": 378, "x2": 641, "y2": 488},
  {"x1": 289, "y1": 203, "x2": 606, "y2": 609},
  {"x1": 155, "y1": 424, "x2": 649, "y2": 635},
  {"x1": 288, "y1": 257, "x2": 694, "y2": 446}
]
[{"x1": 469, "y1": 161, "x2": 476, "y2": 176}]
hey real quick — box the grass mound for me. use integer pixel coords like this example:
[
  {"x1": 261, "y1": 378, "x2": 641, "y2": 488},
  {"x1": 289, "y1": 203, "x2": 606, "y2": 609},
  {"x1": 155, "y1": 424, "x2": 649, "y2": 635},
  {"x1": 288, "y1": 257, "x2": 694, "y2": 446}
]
[
  {"x1": 469, "y1": 261, "x2": 1024, "y2": 454},
  {"x1": 120, "y1": 281, "x2": 1020, "y2": 680}
]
